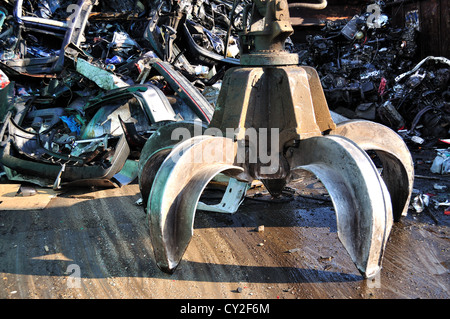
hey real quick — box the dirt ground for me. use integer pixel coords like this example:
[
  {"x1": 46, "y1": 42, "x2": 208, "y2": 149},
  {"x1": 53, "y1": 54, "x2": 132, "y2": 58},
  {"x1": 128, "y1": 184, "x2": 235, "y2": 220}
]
[{"x1": 0, "y1": 147, "x2": 448, "y2": 301}]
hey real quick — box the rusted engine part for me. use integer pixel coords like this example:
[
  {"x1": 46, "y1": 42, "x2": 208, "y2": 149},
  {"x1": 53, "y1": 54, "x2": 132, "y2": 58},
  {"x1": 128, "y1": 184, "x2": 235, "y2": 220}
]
[{"x1": 142, "y1": 0, "x2": 414, "y2": 278}]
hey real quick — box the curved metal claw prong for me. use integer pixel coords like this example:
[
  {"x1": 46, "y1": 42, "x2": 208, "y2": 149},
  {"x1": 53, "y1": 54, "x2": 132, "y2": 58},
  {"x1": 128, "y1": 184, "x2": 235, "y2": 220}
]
[
  {"x1": 138, "y1": 121, "x2": 207, "y2": 209},
  {"x1": 147, "y1": 136, "x2": 243, "y2": 273},
  {"x1": 329, "y1": 120, "x2": 414, "y2": 221},
  {"x1": 289, "y1": 135, "x2": 393, "y2": 278}
]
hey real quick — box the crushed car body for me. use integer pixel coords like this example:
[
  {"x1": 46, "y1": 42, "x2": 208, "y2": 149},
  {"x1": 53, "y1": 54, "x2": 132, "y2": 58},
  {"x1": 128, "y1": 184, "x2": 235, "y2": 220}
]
[{"x1": 0, "y1": 82, "x2": 181, "y2": 187}]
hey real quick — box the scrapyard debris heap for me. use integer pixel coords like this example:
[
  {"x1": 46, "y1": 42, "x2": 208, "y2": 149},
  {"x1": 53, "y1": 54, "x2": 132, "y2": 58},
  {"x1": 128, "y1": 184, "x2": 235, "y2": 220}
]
[
  {"x1": 290, "y1": 3, "x2": 449, "y2": 144},
  {"x1": 0, "y1": 0, "x2": 444, "y2": 281},
  {"x1": 0, "y1": 0, "x2": 447, "y2": 190},
  {"x1": 0, "y1": 0, "x2": 221, "y2": 188}
]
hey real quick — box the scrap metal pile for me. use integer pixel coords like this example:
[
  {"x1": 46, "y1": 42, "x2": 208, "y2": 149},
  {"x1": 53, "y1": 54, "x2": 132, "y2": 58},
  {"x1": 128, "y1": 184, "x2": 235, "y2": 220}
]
[
  {"x1": 0, "y1": 0, "x2": 238, "y2": 187},
  {"x1": 0, "y1": 0, "x2": 448, "y2": 189},
  {"x1": 292, "y1": 4, "x2": 450, "y2": 143}
]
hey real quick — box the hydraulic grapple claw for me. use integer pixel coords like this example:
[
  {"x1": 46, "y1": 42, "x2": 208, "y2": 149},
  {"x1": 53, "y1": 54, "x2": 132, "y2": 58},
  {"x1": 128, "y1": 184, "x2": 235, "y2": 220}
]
[{"x1": 138, "y1": 0, "x2": 413, "y2": 278}]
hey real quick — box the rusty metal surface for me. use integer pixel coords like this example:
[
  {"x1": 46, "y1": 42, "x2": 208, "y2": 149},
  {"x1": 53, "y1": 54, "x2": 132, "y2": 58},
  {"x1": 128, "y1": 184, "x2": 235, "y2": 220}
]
[
  {"x1": 289, "y1": 0, "x2": 365, "y2": 27},
  {"x1": 210, "y1": 66, "x2": 336, "y2": 144}
]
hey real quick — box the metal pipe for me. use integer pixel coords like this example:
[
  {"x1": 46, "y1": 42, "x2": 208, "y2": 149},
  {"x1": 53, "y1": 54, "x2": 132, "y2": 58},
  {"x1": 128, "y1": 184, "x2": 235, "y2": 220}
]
[
  {"x1": 288, "y1": 0, "x2": 327, "y2": 10},
  {"x1": 223, "y1": 0, "x2": 240, "y2": 58}
]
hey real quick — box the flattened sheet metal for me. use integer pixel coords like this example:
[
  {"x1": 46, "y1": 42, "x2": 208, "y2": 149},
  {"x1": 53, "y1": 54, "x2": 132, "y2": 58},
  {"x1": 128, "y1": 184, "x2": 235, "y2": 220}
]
[{"x1": 197, "y1": 177, "x2": 250, "y2": 214}]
